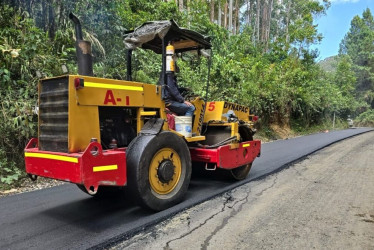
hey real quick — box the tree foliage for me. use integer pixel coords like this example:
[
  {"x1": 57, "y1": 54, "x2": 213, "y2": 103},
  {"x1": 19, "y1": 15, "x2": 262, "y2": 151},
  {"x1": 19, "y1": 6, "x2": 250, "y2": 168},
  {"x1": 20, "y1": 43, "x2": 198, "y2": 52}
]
[
  {"x1": 0, "y1": 0, "x2": 371, "y2": 184},
  {"x1": 339, "y1": 8, "x2": 374, "y2": 110},
  {"x1": 0, "y1": 5, "x2": 68, "y2": 184}
]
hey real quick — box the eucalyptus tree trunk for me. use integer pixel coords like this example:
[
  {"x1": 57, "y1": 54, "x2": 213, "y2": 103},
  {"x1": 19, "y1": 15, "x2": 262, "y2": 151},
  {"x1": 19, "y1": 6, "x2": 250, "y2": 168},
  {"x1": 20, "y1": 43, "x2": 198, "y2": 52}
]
[
  {"x1": 235, "y1": 0, "x2": 239, "y2": 34},
  {"x1": 48, "y1": 0, "x2": 56, "y2": 40},
  {"x1": 261, "y1": 0, "x2": 268, "y2": 43},
  {"x1": 285, "y1": 0, "x2": 291, "y2": 44},
  {"x1": 256, "y1": 0, "x2": 260, "y2": 42},
  {"x1": 41, "y1": 0, "x2": 47, "y2": 32},
  {"x1": 229, "y1": 0, "x2": 233, "y2": 33},
  {"x1": 224, "y1": 1, "x2": 228, "y2": 29},
  {"x1": 27, "y1": 0, "x2": 34, "y2": 17},
  {"x1": 246, "y1": 0, "x2": 250, "y2": 25},
  {"x1": 218, "y1": 1, "x2": 222, "y2": 26},
  {"x1": 57, "y1": 0, "x2": 64, "y2": 28},
  {"x1": 274, "y1": 0, "x2": 282, "y2": 41},
  {"x1": 265, "y1": 0, "x2": 273, "y2": 50},
  {"x1": 179, "y1": 0, "x2": 183, "y2": 11},
  {"x1": 250, "y1": 0, "x2": 255, "y2": 42},
  {"x1": 210, "y1": 0, "x2": 215, "y2": 22}
]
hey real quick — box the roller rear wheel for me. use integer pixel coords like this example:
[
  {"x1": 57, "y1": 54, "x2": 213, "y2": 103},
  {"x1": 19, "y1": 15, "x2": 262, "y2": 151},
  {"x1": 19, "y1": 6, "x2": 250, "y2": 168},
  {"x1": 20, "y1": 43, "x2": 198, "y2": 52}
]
[
  {"x1": 229, "y1": 163, "x2": 253, "y2": 180},
  {"x1": 203, "y1": 125, "x2": 254, "y2": 181},
  {"x1": 229, "y1": 125, "x2": 254, "y2": 180}
]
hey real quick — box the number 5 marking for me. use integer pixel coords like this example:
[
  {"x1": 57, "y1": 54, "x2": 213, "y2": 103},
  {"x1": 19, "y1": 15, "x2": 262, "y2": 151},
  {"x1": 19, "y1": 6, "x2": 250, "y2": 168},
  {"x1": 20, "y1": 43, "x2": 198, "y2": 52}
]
[{"x1": 208, "y1": 102, "x2": 215, "y2": 111}]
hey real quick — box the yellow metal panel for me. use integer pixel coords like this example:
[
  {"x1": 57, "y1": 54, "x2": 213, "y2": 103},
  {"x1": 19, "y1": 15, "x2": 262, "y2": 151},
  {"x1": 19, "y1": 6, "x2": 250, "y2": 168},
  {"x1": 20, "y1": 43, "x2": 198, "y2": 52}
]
[
  {"x1": 78, "y1": 87, "x2": 144, "y2": 107},
  {"x1": 191, "y1": 97, "x2": 205, "y2": 136},
  {"x1": 73, "y1": 76, "x2": 144, "y2": 107},
  {"x1": 229, "y1": 143, "x2": 239, "y2": 149},
  {"x1": 231, "y1": 122, "x2": 239, "y2": 140},
  {"x1": 203, "y1": 101, "x2": 224, "y2": 122},
  {"x1": 184, "y1": 136, "x2": 205, "y2": 142},
  {"x1": 222, "y1": 102, "x2": 251, "y2": 122},
  {"x1": 143, "y1": 84, "x2": 164, "y2": 108},
  {"x1": 136, "y1": 108, "x2": 144, "y2": 134},
  {"x1": 205, "y1": 123, "x2": 231, "y2": 127},
  {"x1": 159, "y1": 106, "x2": 169, "y2": 131},
  {"x1": 203, "y1": 101, "x2": 251, "y2": 123},
  {"x1": 167, "y1": 130, "x2": 205, "y2": 142},
  {"x1": 25, "y1": 152, "x2": 78, "y2": 163},
  {"x1": 68, "y1": 76, "x2": 101, "y2": 153},
  {"x1": 93, "y1": 165, "x2": 118, "y2": 172}
]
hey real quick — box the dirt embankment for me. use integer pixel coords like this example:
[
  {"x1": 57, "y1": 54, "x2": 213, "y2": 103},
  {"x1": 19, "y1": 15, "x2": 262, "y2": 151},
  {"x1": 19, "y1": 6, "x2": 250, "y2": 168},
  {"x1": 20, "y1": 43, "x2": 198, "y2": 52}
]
[{"x1": 113, "y1": 131, "x2": 374, "y2": 250}]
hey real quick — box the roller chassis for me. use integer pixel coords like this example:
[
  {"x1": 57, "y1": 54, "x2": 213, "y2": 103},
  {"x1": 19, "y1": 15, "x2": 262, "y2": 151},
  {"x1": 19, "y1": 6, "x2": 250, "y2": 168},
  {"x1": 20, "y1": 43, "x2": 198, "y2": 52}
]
[{"x1": 25, "y1": 123, "x2": 260, "y2": 209}]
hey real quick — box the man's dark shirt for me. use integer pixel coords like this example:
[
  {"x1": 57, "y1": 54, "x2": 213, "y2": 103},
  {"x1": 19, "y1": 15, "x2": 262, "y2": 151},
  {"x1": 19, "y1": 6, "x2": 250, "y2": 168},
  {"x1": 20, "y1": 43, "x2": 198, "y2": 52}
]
[{"x1": 164, "y1": 73, "x2": 184, "y2": 103}]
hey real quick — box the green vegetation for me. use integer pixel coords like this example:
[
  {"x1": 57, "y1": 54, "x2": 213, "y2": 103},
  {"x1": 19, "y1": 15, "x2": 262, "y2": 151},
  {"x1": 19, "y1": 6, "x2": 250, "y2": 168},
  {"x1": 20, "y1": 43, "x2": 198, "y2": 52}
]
[
  {"x1": 338, "y1": 8, "x2": 374, "y2": 124},
  {"x1": 0, "y1": 5, "x2": 69, "y2": 186},
  {"x1": 0, "y1": 1, "x2": 373, "y2": 186},
  {"x1": 355, "y1": 109, "x2": 374, "y2": 127}
]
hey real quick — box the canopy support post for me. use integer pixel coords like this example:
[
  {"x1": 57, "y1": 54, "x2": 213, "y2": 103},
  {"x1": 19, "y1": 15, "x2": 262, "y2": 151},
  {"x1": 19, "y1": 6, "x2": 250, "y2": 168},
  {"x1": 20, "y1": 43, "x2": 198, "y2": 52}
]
[{"x1": 126, "y1": 49, "x2": 133, "y2": 81}]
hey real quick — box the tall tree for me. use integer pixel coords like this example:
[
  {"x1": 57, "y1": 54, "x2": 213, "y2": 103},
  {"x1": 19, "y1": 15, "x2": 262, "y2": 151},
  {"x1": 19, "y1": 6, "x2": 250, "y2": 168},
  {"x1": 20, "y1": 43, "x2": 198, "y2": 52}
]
[
  {"x1": 339, "y1": 8, "x2": 374, "y2": 108},
  {"x1": 218, "y1": 0, "x2": 222, "y2": 26},
  {"x1": 229, "y1": 0, "x2": 233, "y2": 33},
  {"x1": 224, "y1": 1, "x2": 228, "y2": 28},
  {"x1": 234, "y1": 0, "x2": 239, "y2": 34},
  {"x1": 255, "y1": 0, "x2": 260, "y2": 42},
  {"x1": 210, "y1": 0, "x2": 215, "y2": 22}
]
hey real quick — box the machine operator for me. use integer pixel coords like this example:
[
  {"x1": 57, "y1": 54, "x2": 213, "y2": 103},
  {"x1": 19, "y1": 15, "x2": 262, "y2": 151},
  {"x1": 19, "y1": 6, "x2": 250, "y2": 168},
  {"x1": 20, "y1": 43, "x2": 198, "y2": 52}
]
[{"x1": 163, "y1": 43, "x2": 195, "y2": 117}]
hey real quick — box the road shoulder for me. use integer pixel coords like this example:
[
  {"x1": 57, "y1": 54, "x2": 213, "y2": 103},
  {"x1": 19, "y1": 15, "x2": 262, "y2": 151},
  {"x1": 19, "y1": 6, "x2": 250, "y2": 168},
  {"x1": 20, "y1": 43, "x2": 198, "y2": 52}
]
[{"x1": 112, "y1": 131, "x2": 374, "y2": 250}]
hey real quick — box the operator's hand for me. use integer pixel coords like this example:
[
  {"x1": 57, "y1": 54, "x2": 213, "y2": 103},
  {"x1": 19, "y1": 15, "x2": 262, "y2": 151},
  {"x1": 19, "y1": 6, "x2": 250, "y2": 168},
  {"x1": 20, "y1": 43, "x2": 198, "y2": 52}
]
[{"x1": 184, "y1": 101, "x2": 193, "y2": 107}]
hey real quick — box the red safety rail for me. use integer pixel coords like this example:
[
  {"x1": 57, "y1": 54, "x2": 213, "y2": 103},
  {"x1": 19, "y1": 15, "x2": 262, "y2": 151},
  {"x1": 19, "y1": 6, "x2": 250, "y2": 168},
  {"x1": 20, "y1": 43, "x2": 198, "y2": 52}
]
[
  {"x1": 189, "y1": 140, "x2": 261, "y2": 169},
  {"x1": 24, "y1": 138, "x2": 127, "y2": 194}
]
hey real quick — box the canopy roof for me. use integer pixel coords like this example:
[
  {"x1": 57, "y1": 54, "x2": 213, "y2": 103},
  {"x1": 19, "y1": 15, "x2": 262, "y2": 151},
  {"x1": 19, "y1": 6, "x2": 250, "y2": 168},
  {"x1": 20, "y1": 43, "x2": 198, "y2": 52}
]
[{"x1": 123, "y1": 20, "x2": 211, "y2": 54}]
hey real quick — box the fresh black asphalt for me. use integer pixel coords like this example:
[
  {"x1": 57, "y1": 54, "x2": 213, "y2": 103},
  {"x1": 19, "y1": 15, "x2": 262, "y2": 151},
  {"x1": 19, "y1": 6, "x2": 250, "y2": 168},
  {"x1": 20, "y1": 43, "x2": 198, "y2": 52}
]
[{"x1": 0, "y1": 128, "x2": 372, "y2": 249}]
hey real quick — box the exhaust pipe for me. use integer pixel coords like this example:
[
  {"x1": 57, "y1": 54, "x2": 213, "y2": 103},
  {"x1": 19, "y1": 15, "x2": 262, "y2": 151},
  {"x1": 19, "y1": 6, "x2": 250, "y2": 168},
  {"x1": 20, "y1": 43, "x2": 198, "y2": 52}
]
[{"x1": 69, "y1": 13, "x2": 93, "y2": 76}]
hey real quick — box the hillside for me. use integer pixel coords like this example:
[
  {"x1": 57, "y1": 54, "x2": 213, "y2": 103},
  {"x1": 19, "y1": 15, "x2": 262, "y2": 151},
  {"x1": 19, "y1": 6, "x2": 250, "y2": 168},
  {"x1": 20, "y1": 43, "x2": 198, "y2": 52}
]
[{"x1": 318, "y1": 55, "x2": 338, "y2": 72}]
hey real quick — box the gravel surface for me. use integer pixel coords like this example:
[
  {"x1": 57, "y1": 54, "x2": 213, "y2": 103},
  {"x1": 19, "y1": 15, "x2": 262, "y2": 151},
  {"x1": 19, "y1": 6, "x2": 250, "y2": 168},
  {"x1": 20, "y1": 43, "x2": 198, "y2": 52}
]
[
  {"x1": 0, "y1": 177, "x2": 64, "y2": 198},
  {"x1": 112, "y1": 131, "x2": 374, "y2": 250}
]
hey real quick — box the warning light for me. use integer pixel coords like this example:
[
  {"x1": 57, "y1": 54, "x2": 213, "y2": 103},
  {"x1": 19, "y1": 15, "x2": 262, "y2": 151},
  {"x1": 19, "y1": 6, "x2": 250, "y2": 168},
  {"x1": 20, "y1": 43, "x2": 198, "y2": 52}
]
[{"x1": 74, "y1": 78, "x2": 84, "y2": 89}]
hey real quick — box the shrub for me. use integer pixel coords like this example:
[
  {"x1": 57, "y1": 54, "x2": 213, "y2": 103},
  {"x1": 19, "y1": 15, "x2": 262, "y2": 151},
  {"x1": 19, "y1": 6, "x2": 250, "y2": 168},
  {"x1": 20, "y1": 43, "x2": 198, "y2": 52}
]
[{"x1": 355, "y1": 109, "x2": 374, "y2": 127}]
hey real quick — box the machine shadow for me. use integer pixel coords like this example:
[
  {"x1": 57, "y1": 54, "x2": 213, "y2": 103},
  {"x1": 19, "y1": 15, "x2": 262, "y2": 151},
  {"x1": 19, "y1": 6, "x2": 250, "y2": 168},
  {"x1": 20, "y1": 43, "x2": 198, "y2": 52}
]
[
  {"x1": 41, "y1": 188, "x2": 153, "y2": 232},
  {"x1": 41, "y1": 164, "x2": 235, "y2": 232}
]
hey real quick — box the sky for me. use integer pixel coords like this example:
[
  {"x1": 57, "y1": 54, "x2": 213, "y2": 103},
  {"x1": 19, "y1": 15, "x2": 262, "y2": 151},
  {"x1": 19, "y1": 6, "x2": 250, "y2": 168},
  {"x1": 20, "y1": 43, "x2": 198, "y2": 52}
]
[{"x1": 313, "y1": 0, "x2": 373, "y2": 61}]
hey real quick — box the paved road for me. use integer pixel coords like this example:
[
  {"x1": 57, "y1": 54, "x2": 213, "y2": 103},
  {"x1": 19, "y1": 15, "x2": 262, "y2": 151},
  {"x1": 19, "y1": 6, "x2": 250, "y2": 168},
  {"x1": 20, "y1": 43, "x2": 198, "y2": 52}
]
[
  {"x1": 113, "y1": 131, "x2": 374, "y2": 249},
  {"x1": 0, "y1": 128, "x2": 372, "y2": 249}
]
